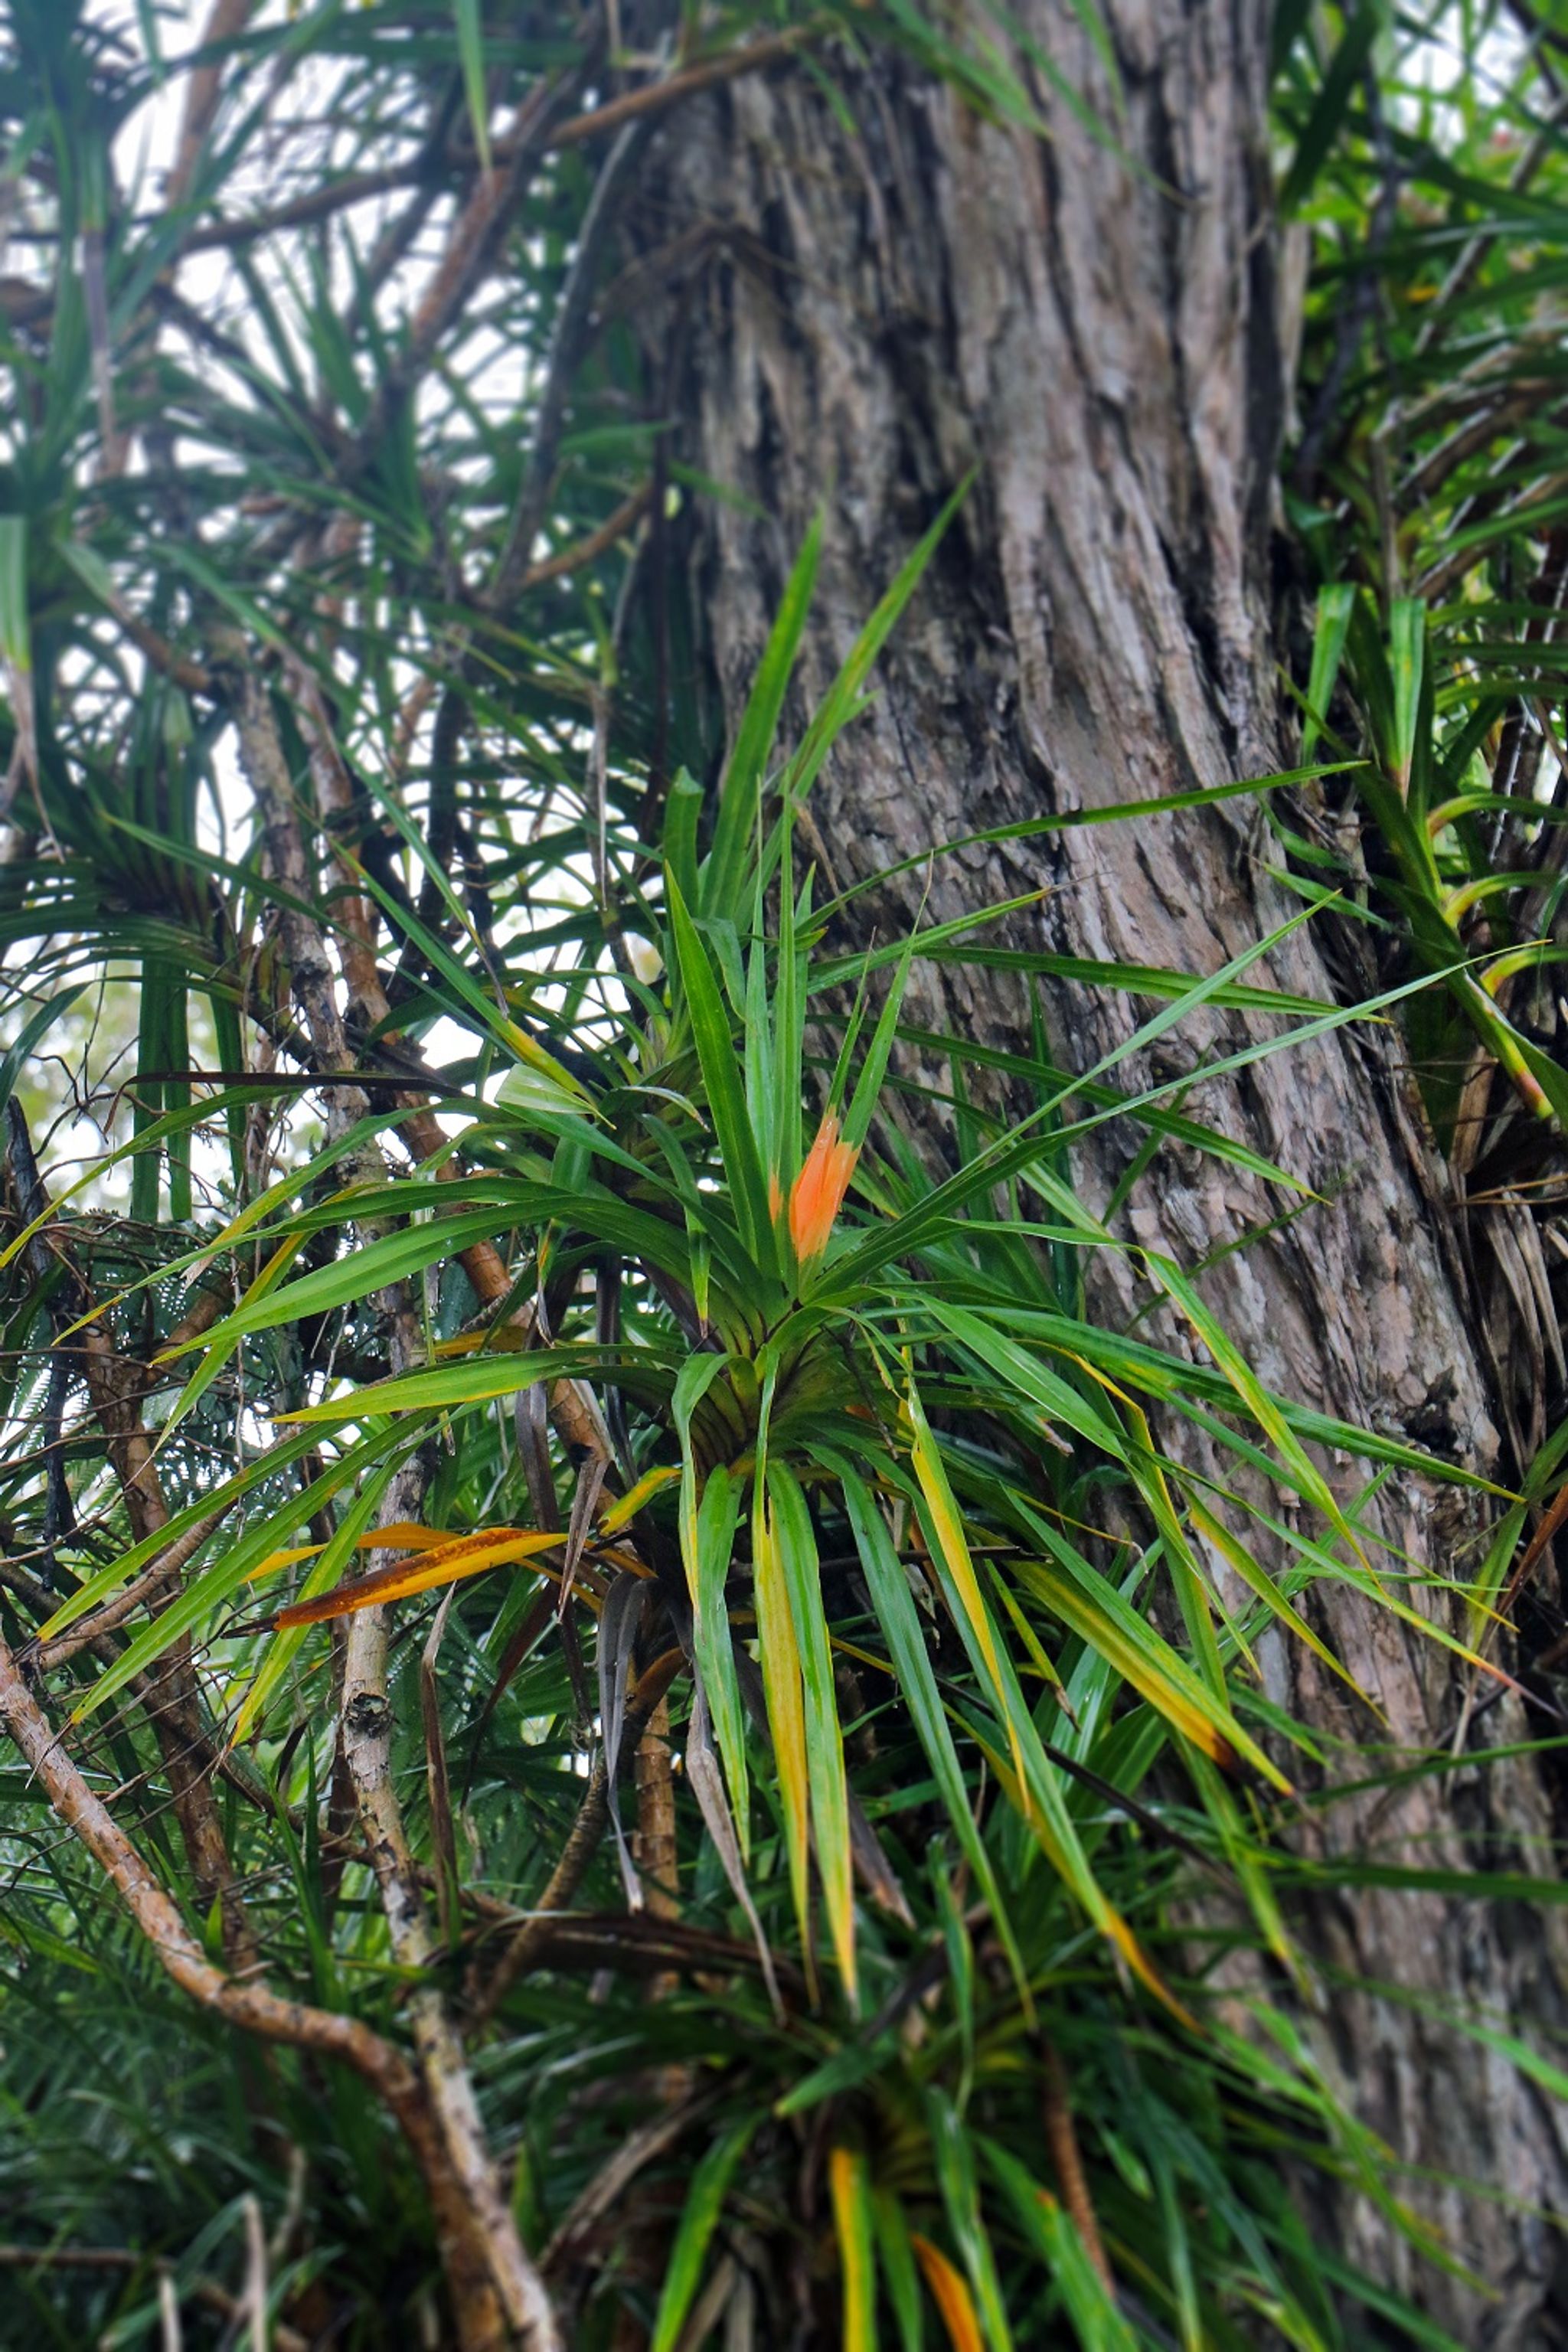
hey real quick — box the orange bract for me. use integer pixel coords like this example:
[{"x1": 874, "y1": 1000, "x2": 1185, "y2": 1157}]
[{"x1": 788, "y1": 1112, "x2": 859, "y2": 1264}]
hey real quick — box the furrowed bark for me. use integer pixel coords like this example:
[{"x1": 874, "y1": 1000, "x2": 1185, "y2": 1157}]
[{"x1": 633, "y1": 10, "x2": 1568, "y2": 2331}]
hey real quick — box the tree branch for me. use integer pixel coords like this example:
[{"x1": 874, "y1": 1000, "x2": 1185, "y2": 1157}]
[
  {"x1": 33, "y1": 1503, "x2": 233, "y2": 1670},
  {"x1": 4, "y1": 1102, "x2": 253, "y2": 1961},
  {"x1": 177, "y1": 30, "x2": 817, "y2": 259},
  {"x1": 0, "y1": 1634, "x2": 415, "y2": 2101},
  {"x1": 0, "y1": 1629, "x2": 562, "y2": 2351},
  {"x1": 467, "y1": 1649, "x2": 682, "y2": 2028},
  {"x1": 231, "y1": 663, "x2": 560, "y2": 2349},
  {"x1": 0, "y1": 2245, "x2": 309, "y2": 2352},
  {"x1": 341, "y1": 1466, "x2": 560, "y2": 2350},
  {"x1": 490, "y1": 119, "x2": 655, "y2": 605}
]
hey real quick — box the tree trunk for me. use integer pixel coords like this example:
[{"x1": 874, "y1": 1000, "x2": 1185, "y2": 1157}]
[{"x1": 633, "y1": 5, "x2": 1568, "y2": 2335}]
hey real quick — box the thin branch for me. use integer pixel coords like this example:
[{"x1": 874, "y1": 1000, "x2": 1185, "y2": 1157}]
[
  {"x1": 1040, "y1": 2039, "x2": 1114, "y2": 2288},
  {"x1": 243, "y1": 2194, "x2": 269, "y2": 2352},
  {"x1": 234, "y1": 663, "x2": 560, "y2": 2349},
  {"x1": 177, "y1": 29, "x2": 817, "y2": 258},
  {"x1": 1293, "y1": 67, "x2": 1400, "y2": 496},
  {"x1": 164, "y1": 0, "x2": 260, "y2": 216},
  {"x1": 5, "y1": 1104, "x2": 252, "y2": 1959},
  {"x1": 0, "y1": 1555, "x2": 286, "y2": 1832},
  {"x1": 541, "y1": 2092, "x2": 713, "y2": 2278},
  {"x1": 1414, "y1": 82, "x2": 1568, "y2": 351},
  {"x1": 467, "y1": 1651, "x2": 682, "y2": 2029},
  {"x1": 463, "y1": 1905, "x2": 799, "y2": 1988},
  {"x1": 358, "y1": 67, "x2": 581, "y2": 459},
  {"x1": 0, "y1": 1634, "x2": 564, "y2": 2352},
  {"x1": 102, "y1": 599, "x2": 216, "y2": 697},
  {"x1": 246, "y1": 670, "x2": 612, "y2": 1475},
  {"x1": 490, "y1": 118, "x2": 656, "y2": 603},
  {"x1": 0, "y1": 2246, "x2": 307, "y2": 2352},
  {"x1": 0, "y1": 1636, "x2": 413, "y2": 2112},
  {"x1": 343, "y1": 1472, "x2": 560, "y2": 2350},
  {"x1": 399, "y1": 113, "x2": 650, "y2": 1032},
  {"x1": 514, "y1": 480, "x2": 654, "y2": 596},
  {"x1": 34, "y1": 1504, "x2": 232, "y2": 1670}
]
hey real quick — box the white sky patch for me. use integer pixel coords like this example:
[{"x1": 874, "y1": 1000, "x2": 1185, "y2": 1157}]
[{"x1": 2, "y1": 0, "x2": 647, "y2": 1214}]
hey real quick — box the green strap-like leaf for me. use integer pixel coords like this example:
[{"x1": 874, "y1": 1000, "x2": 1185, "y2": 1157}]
[
  {"x1": 840, "y1": 1467, "x2": 1024, "y2": 1992},
  {"x1": 648, "y1": 2115, "x2": 759, "y2": 2352},
  {"x1": 667, "y1": 875, "x2": 779, "y2": 1282},
  {"x1": 769, "y1": 1459, "x2": 857, "y2": 2010}
]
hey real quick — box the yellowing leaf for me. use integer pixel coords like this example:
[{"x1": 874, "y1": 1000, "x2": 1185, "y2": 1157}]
[
  {"x1": 829, "y1": 2147, "x2": 876, "y2": 2352},
  {"x1": 907, "y1": 1386, "x2": 1015, "y2": 1778},
  {"x1": 1009, "y1": 1554, "x2": 1291, "y2": 1792},
  {"x1": 228, "y1": 1470, "x2": 396, "y2": 1746},
  {"x1": 368, "y1": 1522, "x2": 468, "y2": 1552},
  {"x1": 600, "y1": 1463, "x2": 682, "y2": 1534},
  {"x1": 906, "y1": 1383, "x2": 1186, "y2": 2013},
  {"x1": 273, "y1": 1527, "x2": 564, "y2": 1625},
  {"x1": 753, "y1": 1493, "x2": 812, "y2": 1992},
  {"x1": 498, "y1": 1018, "x2": 593, "y2": 1107},
  {"x1": 961, "y1": 1717, "x2": 1197, "y2": 2034},
  {"x1": 911, "y1": 2234, "x2": 984, "y2": 2352},
  {"x1": 242, "y1": 1544, "x2": 323, "y2": 1586},
  {"x1": 770, "y1": 1462, "x2": 856, "y2": 2009},
  {"x1": 430, "y1": 1330, "x2": 488, "y2": 1359},
  {"x1": 1187, "y1": 1498, "x2": 1379, "y2": 1718},
  {"x1": 245, "y1": 1521, "x2": 488, "y2": 1585},
  {"x1": 1146, "y1": 1251, "x2": 1373, "y2": 1576}
]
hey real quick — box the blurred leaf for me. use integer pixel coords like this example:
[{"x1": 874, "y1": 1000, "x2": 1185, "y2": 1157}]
[
  {"x1": 830, "y1": 2144, "x2": 878, "y2": 2352},
  {"x1": 648, "y1": 2115, "x2": 757, "y2": 2352}
]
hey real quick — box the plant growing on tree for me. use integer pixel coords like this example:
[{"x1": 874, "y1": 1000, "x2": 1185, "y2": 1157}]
[{"x1": 0, "y1": 2, "x2": 1564, "y2": 2348}]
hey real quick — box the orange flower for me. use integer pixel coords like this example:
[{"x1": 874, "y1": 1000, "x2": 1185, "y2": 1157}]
[{"x1": 789, "y1": 1111, "x2": 859, "y2": 1263}]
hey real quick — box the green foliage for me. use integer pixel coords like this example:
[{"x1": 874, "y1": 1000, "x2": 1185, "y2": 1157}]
[
  {"x1": 0, "y1": 2, "x2": 1559, "y2": 2348},
  {"x1": 1277, "y1": 0, "x2": 1568, "y2": 1159}
]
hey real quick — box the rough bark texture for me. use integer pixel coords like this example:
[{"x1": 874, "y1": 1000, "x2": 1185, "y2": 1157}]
[{"x1": 633, "y1": 3, "x2": 1568, "y2": 2335}]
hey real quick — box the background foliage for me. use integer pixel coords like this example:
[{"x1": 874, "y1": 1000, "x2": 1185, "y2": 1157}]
[{"x1": 0, "y1": 1, "x2": 1565, "y2": 2346}]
